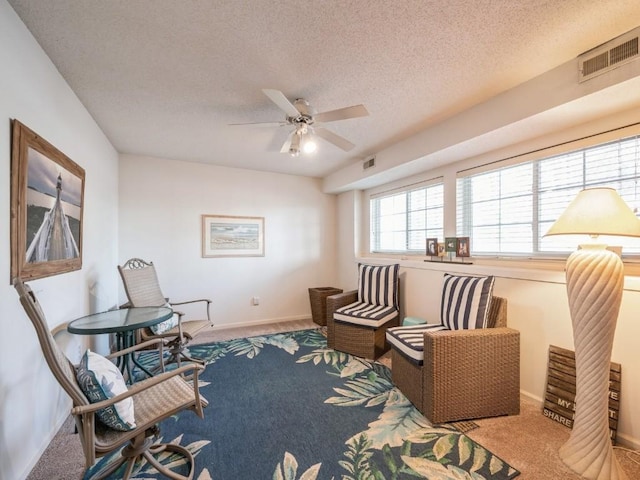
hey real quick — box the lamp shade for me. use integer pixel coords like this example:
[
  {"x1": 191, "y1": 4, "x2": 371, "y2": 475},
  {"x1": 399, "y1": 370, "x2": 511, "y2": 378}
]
[{"x1": 544, "y1": 187, "x2": 640, "y2": 238}]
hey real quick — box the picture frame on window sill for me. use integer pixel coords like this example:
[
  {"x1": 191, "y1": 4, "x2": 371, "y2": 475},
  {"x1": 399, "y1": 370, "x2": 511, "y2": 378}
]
[
  {"x1": 445, "y1": 237, "x2": 457, "y2": 253},
  {"x1": 456, "y1": 237, "x2": 470, "y2": 257},
  {"x1": 201, "y1": 214, "x2": 265, "y2": 257},
  {"x1": 426, "y1": 238, "x2": 438, "y2": 256}
]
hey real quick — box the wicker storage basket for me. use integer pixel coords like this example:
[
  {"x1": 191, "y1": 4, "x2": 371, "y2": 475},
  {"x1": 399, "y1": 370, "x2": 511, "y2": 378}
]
[{"x1": 308, "y1": 287, "x2": 343, "y2": 326}]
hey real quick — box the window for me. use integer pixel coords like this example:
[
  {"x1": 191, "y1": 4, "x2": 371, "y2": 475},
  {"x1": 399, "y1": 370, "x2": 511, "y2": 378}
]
[
  {"x1": 370, "y1": 181, "x2": 444, "y2": 253},
  {"x1": 457, "y1": 135, "x2": 640, "y2": 256}
]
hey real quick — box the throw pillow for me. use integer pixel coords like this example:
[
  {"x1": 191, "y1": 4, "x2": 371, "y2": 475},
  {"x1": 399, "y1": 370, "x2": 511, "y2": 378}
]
[
  {"x1": 440, "y1": 273, "x2": 495, "y2": 330},
  {"x1": 357, "y1": 263, "x2": 399, "y2": 307},
  {"x1": 76, "y1": 350, "x2": 136, "y2": 431},
  {"x1": 150, "y1": 304, "x2": 178, "y2": 334}
]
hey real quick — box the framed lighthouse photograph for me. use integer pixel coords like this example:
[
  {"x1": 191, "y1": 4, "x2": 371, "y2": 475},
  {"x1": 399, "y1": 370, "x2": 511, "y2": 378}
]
[{"x1": 10, "y1": 120, "x2": 85, "y2": 281}]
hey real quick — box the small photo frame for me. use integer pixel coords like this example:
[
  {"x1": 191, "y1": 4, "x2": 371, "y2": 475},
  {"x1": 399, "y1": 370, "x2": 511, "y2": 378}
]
[
  {"x1": 445, "y1": 237, "x2": 457, "y2": 253},
  {"x1": 456, "y1": 237, "x2": 470, "y2": 257},
  {"x1": 437, "y1": 243, "x2": 446, "y2": 257},
  {"x1": 426, "y1": 238, "x2": 438, "y2": 256}
]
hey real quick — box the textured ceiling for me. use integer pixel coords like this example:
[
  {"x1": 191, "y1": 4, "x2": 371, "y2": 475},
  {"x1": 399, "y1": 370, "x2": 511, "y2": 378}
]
[{"x1": 7, "y1": 0, "x2": 640, "y2": 178}]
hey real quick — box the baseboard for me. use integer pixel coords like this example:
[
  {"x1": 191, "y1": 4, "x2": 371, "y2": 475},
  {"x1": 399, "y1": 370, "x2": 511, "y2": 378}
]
[
  {"x1": 616, "y1": 432, "x2": 640, "y2": 450},
  {"x1": 520, "y1": 390, "x2": 544, "y2": 405},
  {"x1": 208, "y1": 315, "x2": 313, "y2": 332}
]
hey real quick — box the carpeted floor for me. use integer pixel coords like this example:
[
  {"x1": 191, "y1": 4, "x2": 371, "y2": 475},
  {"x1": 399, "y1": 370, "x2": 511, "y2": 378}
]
[
  {"x1": 28, "y1": 319, "x2": 640, "y2": 480},
  {"x1": 86, "y1": 328, "x2": 518, "y2": 479}
]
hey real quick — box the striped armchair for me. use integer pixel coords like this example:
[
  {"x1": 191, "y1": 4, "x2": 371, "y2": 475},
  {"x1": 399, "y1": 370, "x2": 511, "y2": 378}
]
[
  {"x1": 385, "y1": 274, "x2": 520, "y2": 424},
  {"x1": 326, "y1": 263, "x2": 400, "y2": 360}
]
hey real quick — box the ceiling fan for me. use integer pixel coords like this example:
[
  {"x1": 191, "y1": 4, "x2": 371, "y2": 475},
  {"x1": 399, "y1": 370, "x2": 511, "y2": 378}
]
[{"x1": 231, "y1": 89, "x2": 369, "y2": 156}]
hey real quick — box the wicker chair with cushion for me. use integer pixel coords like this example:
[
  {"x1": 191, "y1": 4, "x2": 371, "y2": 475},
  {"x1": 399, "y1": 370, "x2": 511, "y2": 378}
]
[
  {"x1": 386, "y1": 273, "x2": 520, "y2": 424},
  {"x1": 326, "y1": 263, "x2": 400, "y2": 360},
  {"x1": 118, "y1": 258, "x2": 213, "y2": 367},
  {"x1": 14, "y1": 278, "x2": 208, "y2": 480}
]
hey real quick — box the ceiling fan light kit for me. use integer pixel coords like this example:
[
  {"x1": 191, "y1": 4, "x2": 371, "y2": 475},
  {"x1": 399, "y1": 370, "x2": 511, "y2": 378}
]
[{"x1": 231, "y1": 89, "x2": 369, "y2": 156}]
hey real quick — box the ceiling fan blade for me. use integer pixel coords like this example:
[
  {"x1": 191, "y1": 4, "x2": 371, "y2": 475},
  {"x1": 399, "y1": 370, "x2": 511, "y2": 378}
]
[
  {"x1": 262, "y1": 89, "x2": 301, "y2": 117},
  {"x1": 280, "y1": 132, "x2": 293, "y2": 153},
  {"x1": 314, "y1": 127, "x2": 356, "y2": 152},
  {"x1": 228, "y1": 121, "x2": 287, "y2": 127},
  {"x1": 314, "y1": 104, "x2": 369, "y2": 123}
]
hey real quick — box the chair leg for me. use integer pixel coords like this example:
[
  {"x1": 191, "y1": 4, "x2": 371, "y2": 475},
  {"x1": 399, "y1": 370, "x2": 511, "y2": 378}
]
[
  {"x1": 165, "y1": 343, "x2": 205, "y2": 368},
  {"x1": 92, "y1": 429, "x2": 195, "y2": 480},
  {"x1": 179, "y1": 349, "x2": 205, "y2": 365},
  {"x1": 143, "y1": 443, "x2": 195, "y2": 480}
]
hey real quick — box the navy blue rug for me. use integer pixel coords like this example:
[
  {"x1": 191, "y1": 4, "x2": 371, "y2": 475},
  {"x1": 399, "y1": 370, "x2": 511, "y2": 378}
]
[{"x1": 86, "y1": 328, "x2": 519, "y2": 479}]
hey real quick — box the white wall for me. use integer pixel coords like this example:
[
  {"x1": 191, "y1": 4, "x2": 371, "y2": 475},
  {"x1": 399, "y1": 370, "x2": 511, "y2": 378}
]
[
  {"x1": 118, "y1": 154, "x2": 338, "y2": 327},
  {"x1": 0, "y1": 2, "x2": 119, "y2": 479},
  {"x1": 335, "y1": 190, "x2": 361, "y2": 291}
]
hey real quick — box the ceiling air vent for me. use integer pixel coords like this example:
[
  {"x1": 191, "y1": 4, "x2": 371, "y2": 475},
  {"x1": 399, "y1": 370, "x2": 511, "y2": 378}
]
[
  {"x1": 363, "y1": 156, "x2": 376, "y2": 170},
  {"x1": 578, "y1": 27, "x2": 639, "y2": 83}
]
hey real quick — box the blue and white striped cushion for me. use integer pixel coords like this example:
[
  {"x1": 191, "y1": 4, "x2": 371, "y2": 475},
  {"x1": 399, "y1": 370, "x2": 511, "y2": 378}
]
[
  {"x1": 334, "y1": 302, "x2": 399, "y2": 327},
  {"x1": 357, "y1": 263, "x2": 399, "y2": 307},
  {"x1": 440, "y1": 273, "x2": 494, "y2": 330},
  {"x1": 386, "y1": 323, "x2": 448, "y2": 363}
]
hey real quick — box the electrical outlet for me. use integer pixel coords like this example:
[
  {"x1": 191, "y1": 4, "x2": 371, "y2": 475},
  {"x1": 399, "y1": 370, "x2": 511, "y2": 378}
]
[{"x1": 252, "y1": 296, "x2": 260, "y2": 306}]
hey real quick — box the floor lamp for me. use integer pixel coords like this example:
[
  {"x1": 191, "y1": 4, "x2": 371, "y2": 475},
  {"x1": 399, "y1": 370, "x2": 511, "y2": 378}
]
[{"x1": 544, "y1": 187, "x2": 640, "y2": 480}]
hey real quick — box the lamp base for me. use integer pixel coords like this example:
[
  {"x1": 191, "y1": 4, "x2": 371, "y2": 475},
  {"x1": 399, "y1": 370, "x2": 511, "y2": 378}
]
[{"x1": 558, "y1": 246, "x2": 627, "y2": 480}]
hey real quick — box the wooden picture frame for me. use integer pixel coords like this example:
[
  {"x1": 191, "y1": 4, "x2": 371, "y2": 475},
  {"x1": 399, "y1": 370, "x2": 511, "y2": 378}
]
[
  {"x1": 456, "y1": 237, "x2": 470, "y2": 257},
  {"x1": 426, "y1": 238, "x2": 438, "y2": 256},
  {"x1": 10, "y1": 120, "x2": 85, "y2": 281},
  {"x1": 202, "y1": 214, "x2": 265, "y2": 257},
  {"x1": 445, "y1": 237, "x2": 457, "y2": 253}
]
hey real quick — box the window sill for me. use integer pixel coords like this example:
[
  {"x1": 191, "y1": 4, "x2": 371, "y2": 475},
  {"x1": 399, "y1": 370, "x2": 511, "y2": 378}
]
[{"x1": 358, "y1": 254, "x2": 640, "y2": 291}]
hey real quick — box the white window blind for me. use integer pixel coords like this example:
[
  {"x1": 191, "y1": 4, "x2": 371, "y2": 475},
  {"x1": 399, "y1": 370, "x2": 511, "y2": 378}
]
[
  {"x1": 457, "y1": 135, "x2": 640, "y2": 256},
  {"x1": 370, "y1": 181, "x2": 444, "y2": 253}
]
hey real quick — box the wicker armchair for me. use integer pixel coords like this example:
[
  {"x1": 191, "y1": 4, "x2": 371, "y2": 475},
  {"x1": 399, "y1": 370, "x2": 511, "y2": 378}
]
[
  {"x1": 14, "y1": 278, "x2": 208, "y2": 480},
  {"x1": 118, "y1": 258, "x2": 213, "y2": 367},
  {"x1": 326, "y1": 263, "x2": 400, "y2": 360},
  {"x1": 388, "y1": 296, "x2": 520, "y2": 424}
]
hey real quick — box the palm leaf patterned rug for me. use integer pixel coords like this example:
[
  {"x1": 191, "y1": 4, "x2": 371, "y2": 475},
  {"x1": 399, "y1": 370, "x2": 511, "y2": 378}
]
[{"x1": 85, "y1": 328, "x2": 520, "y2": 479}]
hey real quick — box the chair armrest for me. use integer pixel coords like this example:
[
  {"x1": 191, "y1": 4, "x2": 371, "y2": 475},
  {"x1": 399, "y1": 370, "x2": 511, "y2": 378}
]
[
  {"x1": 170, "y1": 298, "x2": 212, "y2": 322},
  {"x1": 423, "y1": 327, "x2": 520, "y2": 423},
  {"x1": 326, "y1": 290, "x2": 357, "y2": 324},
  {"x1": 71, "y1": 362, "x2": 206, "y2": 415},
  {"x1": 325, "y1": 290, "x2": 357, "y2": 348},
  {"x1": 488, "y1": 296, "x2": 508, "y2": 328},
  {"x1": 424, "y1": 327, "x2": 520, "y2": 361}
]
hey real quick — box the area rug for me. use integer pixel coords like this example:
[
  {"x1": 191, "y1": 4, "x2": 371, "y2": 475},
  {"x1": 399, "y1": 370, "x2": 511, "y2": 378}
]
[{"x1": 85, "y1": 328, "x2": 519, "y2": 479}]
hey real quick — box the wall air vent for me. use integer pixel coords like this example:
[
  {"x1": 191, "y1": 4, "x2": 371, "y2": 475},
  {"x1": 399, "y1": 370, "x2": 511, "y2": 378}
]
[
  {"x1": 363, "y1": 156, "x2": 376, "y2": 170},
  {"x1": 578, "y1": 27, "x2": 639, "y2": 83}
]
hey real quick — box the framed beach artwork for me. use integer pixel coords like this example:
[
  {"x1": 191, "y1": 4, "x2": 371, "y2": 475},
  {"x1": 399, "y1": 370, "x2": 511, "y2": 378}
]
[
  {"x1": 10, "y1": 120, "x2": 85, "y2": 282},
  {"x1": 202, "y1": 215, "x2": 265, "y2": 257}
]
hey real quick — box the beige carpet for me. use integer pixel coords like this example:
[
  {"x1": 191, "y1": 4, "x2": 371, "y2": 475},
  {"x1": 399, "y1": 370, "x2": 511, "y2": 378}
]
[{"x1": 28, "y1": 319, "x2": 640, "y2": 479}]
